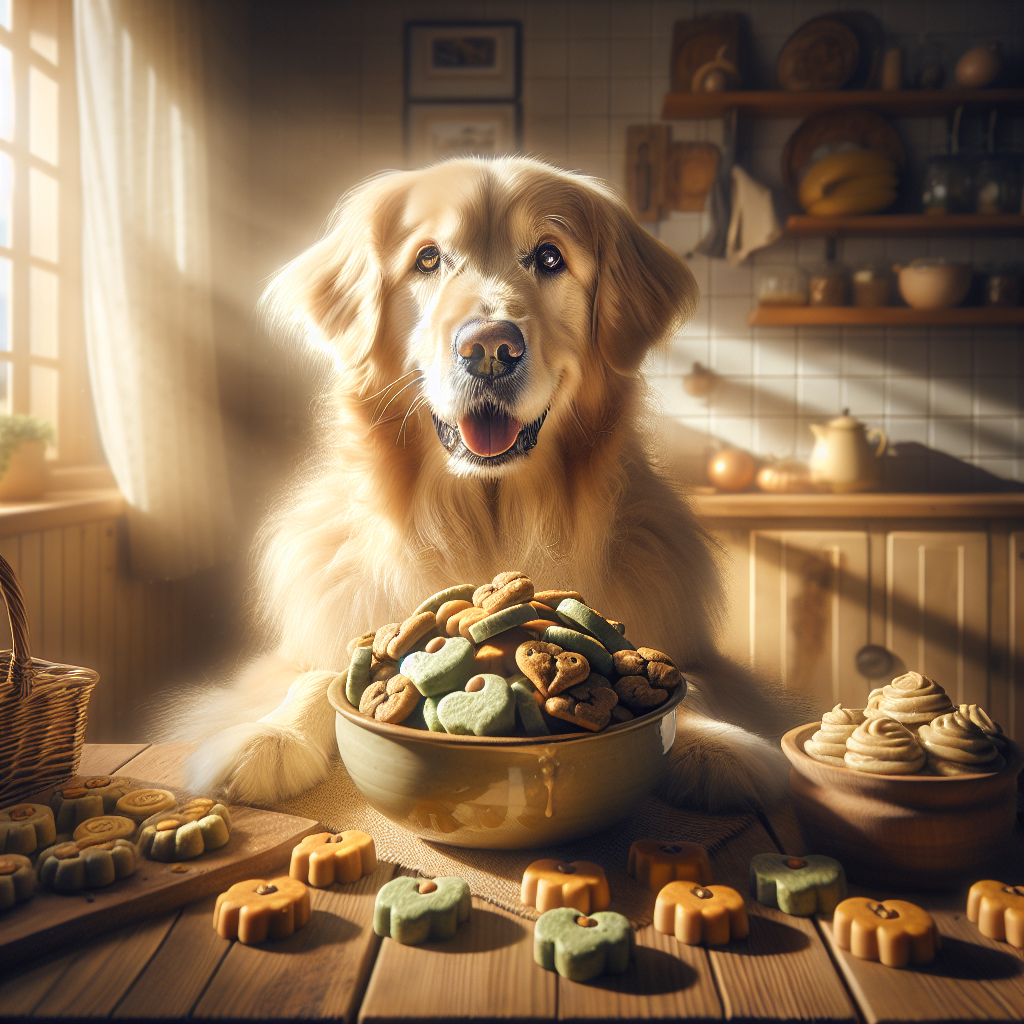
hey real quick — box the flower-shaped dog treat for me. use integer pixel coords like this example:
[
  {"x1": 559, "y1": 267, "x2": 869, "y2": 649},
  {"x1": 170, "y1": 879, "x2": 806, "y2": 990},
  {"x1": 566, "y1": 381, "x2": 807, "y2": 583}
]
[
  {"x1": 515, "y1": 640, "x2": 589, "y2": 699},
  {"x1": 555, "y1": 598, "x2": 635, "y2": 655},
  {"x1": 0, "y1": 802, "x2": 56, "y2": 855},
  {"x1": 967, "y1": 881, "x2": 1024, "y2": 948},
  {"x1": 845, "y1": 717, "x2": 926, "y2": 774},
  {"x1": 544, "y1": 675, "x2": 618, "y2": 732},
  {"x1": 628, "y1": 840, "x2": 712, "y2": 892},
  {"x1": 866, "y1": 671, "x2": 953, "y2": 729},
  {"x1": 804, "y1": 706, "x2": 867, "y2": 767},
  {"x1": 654, "y1": 882, "x2": 749, "y2": 945},
  {"x1": 611, "y1": 647, "x2": 684, "y2": 712},
  {"x1": 214, "y1": 876, "x2": 311, "y2": 944},
  {"x1": 289, "y1": 830, "x2": 377, "y2": 887},
  {"x1": 50, "y1": 776, "x2": 131, "y2": 832},
  {"x1": 0, "y1": 853, "x2": 36, "y2": 909},
  {"x1": 918, "y1": 711, "x2": 1004, "y2": 775},
  {"x1": 749, "y1": 854, "x2": 847, "y2": 916},
  {"x1": 114, "y1": 789, "x2": 177, "y2": 824},
  {"x1": 373, "y1": 875, "x2": 471, "y2": 945},
  {"x1": 73, "y1": 815, "x2": 137, "y2": 846},
  {"x1": 833, "y1": 897, "x2": 939, "y2": 968},
  {"x1": 521, "y1": 859, "x2": 610, "y2": 914},
  {"x1": 533, "y1": 907, "x2": 634, "y2": 981},
  {"x1": 37, "y1": 839, "x2": 137, "y2": 892},
  {"x1": 138, "y1": 799, "x2": 231, "y2": 862},
  {"x1": 400, "y1": 636, "x2": 475, "y2": 697},
  {"x1": 436, "y1": 674, "x2": 515, "y2": 736}
]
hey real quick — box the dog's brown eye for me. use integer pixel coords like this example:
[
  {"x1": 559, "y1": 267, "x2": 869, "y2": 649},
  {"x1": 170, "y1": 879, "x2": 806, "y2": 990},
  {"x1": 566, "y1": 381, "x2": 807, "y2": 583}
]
[
  {"x1": 536, "y1": 244, "x2": 565, "y2": 275},
  {"x1": 415, "y1": 245, "x2": 441, "y2": 273}
]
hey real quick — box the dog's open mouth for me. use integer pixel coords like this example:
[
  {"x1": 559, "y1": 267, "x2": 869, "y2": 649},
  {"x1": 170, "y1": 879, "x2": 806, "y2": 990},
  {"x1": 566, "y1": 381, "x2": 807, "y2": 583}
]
[{"x1": 431, "y1": 403, "x2": 548, "y2": 468}]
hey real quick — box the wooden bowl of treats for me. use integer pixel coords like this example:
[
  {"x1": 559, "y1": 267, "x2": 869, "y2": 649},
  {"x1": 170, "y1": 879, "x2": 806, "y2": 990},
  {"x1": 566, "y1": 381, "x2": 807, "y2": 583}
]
[
  {"x1": 782, "y1": 672, "x2": 1022, "y2": 889},
  {"x1": 327, "y1": 576, "x2": 688, "y2": 850}
]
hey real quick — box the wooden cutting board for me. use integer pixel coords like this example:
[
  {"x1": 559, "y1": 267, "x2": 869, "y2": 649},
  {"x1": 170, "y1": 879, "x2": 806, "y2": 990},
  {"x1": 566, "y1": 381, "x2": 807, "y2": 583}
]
[{"x1": 0, "y1": 781, "x2": 319, "y2": 967}]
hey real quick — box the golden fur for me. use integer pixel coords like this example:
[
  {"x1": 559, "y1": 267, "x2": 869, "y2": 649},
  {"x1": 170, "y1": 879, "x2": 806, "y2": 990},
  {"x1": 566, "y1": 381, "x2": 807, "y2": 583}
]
[{"x1": 173, "y1": 157, "x2": 806, "y2": 810}]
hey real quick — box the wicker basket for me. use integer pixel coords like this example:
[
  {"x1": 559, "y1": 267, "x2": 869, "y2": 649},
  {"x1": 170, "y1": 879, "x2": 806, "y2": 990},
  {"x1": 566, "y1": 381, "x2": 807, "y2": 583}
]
[{"x1": 0, "y1": 555, "x2": 98, "y2": 805}]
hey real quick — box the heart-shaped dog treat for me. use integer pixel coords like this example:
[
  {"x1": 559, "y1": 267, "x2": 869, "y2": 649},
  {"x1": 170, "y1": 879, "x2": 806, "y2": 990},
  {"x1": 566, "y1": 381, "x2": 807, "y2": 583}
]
[
  {"x1": 614, "y1": 676, "x2": 670, "y2": 711},
  {"x1": 555, "y1": 598, "x2": 635, "y2": 654},
  {"x1": 515, "y1": 641, "x2": 590, "y2": 698},
  {"x1": 473, "y1": 571, "x2": 535, "y2": 613},
  {"x1": 436, "y1": 674, "x2": 515, "y2": 736},
  {"x1": 359, "y1": 675, "x2": 420, "y2": 724},
  {"x1": 545, "y1": 675, "x2": 618, "y2": 732},
  {"x1": 401, "y1": 636, "x2": 475, "y2": 697}
]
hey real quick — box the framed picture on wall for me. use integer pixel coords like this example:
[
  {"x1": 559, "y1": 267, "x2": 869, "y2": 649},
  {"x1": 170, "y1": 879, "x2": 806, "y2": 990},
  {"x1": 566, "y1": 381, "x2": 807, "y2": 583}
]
[
  {"x1": 406, "y1": 103, "x2": 520, "y2": 165},
  {"x1": 406, "y1": 22, "x2": 520, "y2": 101}
]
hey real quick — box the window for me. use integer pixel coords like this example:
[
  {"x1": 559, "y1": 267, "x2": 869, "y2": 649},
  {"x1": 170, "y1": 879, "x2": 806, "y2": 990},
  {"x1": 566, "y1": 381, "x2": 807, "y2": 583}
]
[{"x1": 0, "y1": 0, "x2": 95, "y2": 465}]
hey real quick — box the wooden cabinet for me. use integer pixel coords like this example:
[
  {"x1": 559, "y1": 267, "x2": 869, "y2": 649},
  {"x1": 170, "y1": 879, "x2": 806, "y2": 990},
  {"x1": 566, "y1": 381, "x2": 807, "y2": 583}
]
[{"x1": 695, "y1": 494, "x2": 1024, "y2": 740}]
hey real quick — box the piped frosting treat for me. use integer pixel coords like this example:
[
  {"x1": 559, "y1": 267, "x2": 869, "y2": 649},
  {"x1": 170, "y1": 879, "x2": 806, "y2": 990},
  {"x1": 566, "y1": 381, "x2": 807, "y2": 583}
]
[
  {"x1": 866, "y1": 671, "x2": 953, "y2": 728},
  {"x1": 844, "y1": 717, "x2": 926, "y2": 775},
  {"x1": 804, "y1": 706, "x2": 867, "y2": 767},
  {"x1": 918, "y1": 711, "x2": 1004, "y2": 775}
]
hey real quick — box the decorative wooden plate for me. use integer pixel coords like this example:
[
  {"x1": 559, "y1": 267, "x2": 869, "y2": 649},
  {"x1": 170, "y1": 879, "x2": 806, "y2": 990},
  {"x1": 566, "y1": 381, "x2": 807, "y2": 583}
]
[
  {"x1": 782, "y1": 108, "x2": 905, "y2": 202},
  {"x1": 671, "y1": 13, "x2": 743, "y2": 94},
  {"x1": 776, "y1": 17, "x2": 859, "y2": 93}
]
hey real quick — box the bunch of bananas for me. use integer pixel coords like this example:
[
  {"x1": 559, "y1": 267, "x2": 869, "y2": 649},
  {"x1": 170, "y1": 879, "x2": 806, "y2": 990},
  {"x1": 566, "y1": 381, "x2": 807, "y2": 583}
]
[{"x1": 798, "y1": 149, "x2": 898, "y2": 216}]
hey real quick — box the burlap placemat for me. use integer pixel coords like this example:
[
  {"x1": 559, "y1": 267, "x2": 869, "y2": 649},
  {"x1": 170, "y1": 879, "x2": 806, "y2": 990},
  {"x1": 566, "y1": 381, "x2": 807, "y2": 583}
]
[{"x1": 273, "y1": 756, "x2": 754, "y2": 928}]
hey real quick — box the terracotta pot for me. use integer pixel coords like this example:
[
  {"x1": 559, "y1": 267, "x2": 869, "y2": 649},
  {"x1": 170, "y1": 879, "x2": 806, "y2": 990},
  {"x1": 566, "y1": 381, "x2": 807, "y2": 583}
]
[
  {"x1": 895, "y1": 259, "x2": 972, "y2": 309},
  {"x1": 782, "y1": 723, "x2": 1023, "y2": 889},
  {"x1": 0, "y1": 441, "x2": 48, "y2": 501},
  {"x1": 328, "y1": 675, "x2": 684, "y2": 850}
]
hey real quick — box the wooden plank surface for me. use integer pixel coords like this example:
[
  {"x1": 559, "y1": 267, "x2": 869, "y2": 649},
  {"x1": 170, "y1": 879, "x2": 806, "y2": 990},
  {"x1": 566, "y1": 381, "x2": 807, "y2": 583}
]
[
  {"x1": 78, "y1": 742, "x2": 151, "y2": 777},
  {"x1": 195, "y1": 862, "x2": 397, "y2": 1023},
  {"x1": 118, "y1": 742, "x2": 197, "y2": 790}
]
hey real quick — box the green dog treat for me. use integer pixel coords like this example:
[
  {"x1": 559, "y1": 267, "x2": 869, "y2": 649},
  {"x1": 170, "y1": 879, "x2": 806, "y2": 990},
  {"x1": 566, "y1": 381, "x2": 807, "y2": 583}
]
[
  {"x1": 50, "y1": 776, "x2": 132, "y2": 833},
  {"x1": 555, "y1": 599, "x2": 635, "y2": 654},
  {"x1": 400, "y1": 636, "x2": 476, "y2": 697},
  {"x1": 37, "y1": 839, "x2": 137, "y2": 893},
  {"x1": 0, "y1": 853, "x2": 35, "y2": 909},
  {"x1": 422, "y1": 696, "x2": 446, "y2": 732},
  {"x1": 0, "y1": 802, "x2": 56, "y2": 856},
  {"x1": 139, "y1": 803, "x2": 231, "y2": 863},
  {"x1": 345, "y1": 646, "x2": 374, "y2": 707},
  {"x1": 534, "y1": 907, "x2": 634, "y2": 982},
  {"x1": 413, "y1": 584, "x2": 477, "y2": 616},
  {"x1": 467, "y1": 603, "x2": 536, "y2": 643},
  {"x1": 510, "y1": 679, "x2": 550, "y2": 736},
  {"x1": 543, "y1": 626, "x2": 614, "y2": 678},
  {"x1": 373, "y1": 875, "x2": 471, "y2": 944},
  {"x1": 437, "y1": 674, "x2": 515, "y2": 736},
  {"x1": 749, "y1": 853, "x2": 847, "y2": 917}
]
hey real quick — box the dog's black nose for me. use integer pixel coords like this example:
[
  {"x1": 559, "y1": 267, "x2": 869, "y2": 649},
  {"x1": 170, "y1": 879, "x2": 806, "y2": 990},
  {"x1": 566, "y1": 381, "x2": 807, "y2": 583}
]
[{"x1": 454, "y1": 320, "x2": 525, "y2": 378}]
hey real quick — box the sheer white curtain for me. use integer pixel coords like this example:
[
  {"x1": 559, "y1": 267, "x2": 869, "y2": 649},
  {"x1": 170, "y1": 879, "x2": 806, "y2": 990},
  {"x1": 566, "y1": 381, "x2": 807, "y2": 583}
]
[{"x1": 75, "y1": 0, "x2": 234, "y2": 580}]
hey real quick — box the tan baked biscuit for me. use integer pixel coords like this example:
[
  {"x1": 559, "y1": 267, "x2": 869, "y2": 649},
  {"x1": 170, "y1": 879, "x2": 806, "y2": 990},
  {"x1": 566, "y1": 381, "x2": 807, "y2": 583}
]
[
  {"x1": 359, "y1": 675, "x2": 419, "y2": 724},
  {"x1": 473, "y1": 571, "x2": 535, "y2": 613},
  {"x1": 545, "y1": 675, "x2": 618, "y2": 732},
  {"x1": 386, "y1": 611, "x2": 437, "y2": 660}
]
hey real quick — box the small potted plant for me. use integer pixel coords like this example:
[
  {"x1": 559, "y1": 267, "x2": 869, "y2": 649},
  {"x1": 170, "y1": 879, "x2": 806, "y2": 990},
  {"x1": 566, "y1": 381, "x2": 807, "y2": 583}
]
[{"x1": 0, "y1": 415, "x2": 55, "y2": 501}]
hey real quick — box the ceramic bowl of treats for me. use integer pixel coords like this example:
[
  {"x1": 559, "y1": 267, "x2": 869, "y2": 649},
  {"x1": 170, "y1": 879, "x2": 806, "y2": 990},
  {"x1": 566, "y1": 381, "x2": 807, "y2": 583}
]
[
  {"x1": 782, "y1": 671, "x2": 1022, "y2": 889},
  {"x1": 327, "y1": 575, "x2": 687, "y2": 850}
]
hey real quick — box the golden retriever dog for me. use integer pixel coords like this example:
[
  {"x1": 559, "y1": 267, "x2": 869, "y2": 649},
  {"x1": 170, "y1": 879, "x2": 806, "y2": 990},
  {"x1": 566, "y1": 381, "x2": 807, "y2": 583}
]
[{"x1": 176, "y1": 156, "x2": 806, "y2": 811}]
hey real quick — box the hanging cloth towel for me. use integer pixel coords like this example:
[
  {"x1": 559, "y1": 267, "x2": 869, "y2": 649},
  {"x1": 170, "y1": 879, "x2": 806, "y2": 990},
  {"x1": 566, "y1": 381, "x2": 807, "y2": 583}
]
[{"x1": 726, "y1": 166, "x2": 783, "y2": 265}]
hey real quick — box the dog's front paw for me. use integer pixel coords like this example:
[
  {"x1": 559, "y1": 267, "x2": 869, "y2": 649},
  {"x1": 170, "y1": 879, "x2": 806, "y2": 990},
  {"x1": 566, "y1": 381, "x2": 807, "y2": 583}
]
[
  {"x1": 185, "y1": 722, "x2": 332, "y2": 806},
  {"x1": 660, "y1": 718, "x2": 789, "y2": 813}
]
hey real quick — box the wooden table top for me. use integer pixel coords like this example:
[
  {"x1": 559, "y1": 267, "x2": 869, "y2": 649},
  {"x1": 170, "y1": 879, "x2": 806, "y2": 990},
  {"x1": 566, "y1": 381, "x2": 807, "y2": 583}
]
[{"x1": 2, "y1": 743, "x2": 1022, "y2": 1023}]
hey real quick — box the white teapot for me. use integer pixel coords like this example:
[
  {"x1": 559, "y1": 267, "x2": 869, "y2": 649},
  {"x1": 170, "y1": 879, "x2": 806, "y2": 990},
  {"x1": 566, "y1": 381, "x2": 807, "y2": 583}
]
[{"x1": 809, "y1": 411, "x2": 887, "y2": 493}]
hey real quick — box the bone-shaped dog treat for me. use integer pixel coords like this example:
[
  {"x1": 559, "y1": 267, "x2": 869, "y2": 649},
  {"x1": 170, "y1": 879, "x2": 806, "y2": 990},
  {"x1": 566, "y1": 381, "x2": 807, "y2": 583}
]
[
  {"x1": 967, "y1": 880, "x2": 1024, "y2": 948},
  {"x1": 749, "y1": 854, "x2": 847, "y2": 916},
  {"x1": 0, "y1": 853, "x2": 36, "y2": 909},
  {"x1": 289, "y1": 829, "x2": 377, "y2": 887},
  {"x1": 533, "y1": 907, "x2": 634, "y2": 981},
  {"x1": 373, "y1": 875, "x2": 472, "y2": 944},
  {"x1": 521, "y1": 859, "x2": 610, "y2": 914},
  {"x1": 0, "y1": 802, "x2": 56, "y2": 856},
  {"x1": 628, "y1": 840, "x2": 712, "y2": 892},
  {"x1": 833, "y1": 897, "x2": 939, "y2": 967},
  {"x1": 654, "y1": 882, "x2": 749, "y2": 945},
  {"x1": 214, "y1": 876, "x2": 311, "y2": 944}
]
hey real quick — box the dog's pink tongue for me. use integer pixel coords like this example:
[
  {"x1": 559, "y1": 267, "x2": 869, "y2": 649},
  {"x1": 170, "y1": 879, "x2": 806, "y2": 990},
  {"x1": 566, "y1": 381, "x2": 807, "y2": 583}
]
[{"x1": 457, "y1": 410, "x2": 523, "y2": 457}]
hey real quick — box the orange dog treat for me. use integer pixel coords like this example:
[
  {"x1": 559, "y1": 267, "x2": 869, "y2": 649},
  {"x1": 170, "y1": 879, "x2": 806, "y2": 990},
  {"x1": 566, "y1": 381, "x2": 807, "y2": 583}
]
[
  {"x1": 473, "y1": 644, "x2": 506, "y2": 674},
  {"x1": 628, "y1": 840, "x2": 712, "y2": 892},
  {"x1": 832, "y1": 897, "x2": 939, "y2": 967},
  {"x1": 967, "y1": 880, "x2": 1024, "y2": 948},
  {"x1": 521, "y1": 859, "x2": 610, "y2": 914},
  {"x1": 290, "y1": 830, "x2": 377, "y2": 887},
  {"x1": 436, "y1": 600, "x2": 472, "y2": 631},
  {"x1": 447, "y1": 606, "x2": 488, "y2": 638},
  {"x1": 654, "y1": 882, "x2": 749, "y2": 945},
  {"x1": 213, "y1": 876, "x2": 311, "y2": 945}
]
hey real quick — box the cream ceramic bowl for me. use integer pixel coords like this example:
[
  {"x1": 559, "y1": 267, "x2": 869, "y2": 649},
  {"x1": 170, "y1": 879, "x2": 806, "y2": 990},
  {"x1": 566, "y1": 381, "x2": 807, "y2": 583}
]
[
  {"x1": 895, "y1": 259, "x2": 972, "y2": 309},
  {"x1": 327, "y1": 676, "x2": 685, "y2": 850},
  {"x1": 782, "y1": 723, "x2": 1023, "y2": 889}
]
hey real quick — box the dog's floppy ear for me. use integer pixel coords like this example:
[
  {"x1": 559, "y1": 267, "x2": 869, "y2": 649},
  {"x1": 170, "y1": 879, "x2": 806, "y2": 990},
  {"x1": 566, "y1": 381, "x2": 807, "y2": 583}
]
[
  {"x1": 261, "y1": 173, "x2": 402, "y2": 370},
  {"x1": 590, "y1": 195, "x2": 699, "y2": 376}
]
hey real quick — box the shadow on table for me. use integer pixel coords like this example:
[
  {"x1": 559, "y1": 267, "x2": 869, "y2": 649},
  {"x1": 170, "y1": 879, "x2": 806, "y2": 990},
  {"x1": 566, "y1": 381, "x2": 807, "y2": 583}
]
[
  {"x1": 259, "y1": 908, "x2": 364, "y2": 953},
  {"x1": 913, "y1": 936, "x2": 1023, "y2": 981},
  {"x1": 584, "y1": 943, "x2": 701, "y2": 995},
  {"x1": 731, "y1": 913, "x2": 811, "y2": 956},
  {"x1": 420, "y1": 905, "x2": 528, "y2": 954}
]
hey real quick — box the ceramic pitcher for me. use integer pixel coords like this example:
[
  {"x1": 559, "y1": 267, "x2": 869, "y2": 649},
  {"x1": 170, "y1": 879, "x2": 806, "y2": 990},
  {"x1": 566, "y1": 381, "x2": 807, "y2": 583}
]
[{"x1": 809, "y1": 412, "x2": 887, "y2": 493}]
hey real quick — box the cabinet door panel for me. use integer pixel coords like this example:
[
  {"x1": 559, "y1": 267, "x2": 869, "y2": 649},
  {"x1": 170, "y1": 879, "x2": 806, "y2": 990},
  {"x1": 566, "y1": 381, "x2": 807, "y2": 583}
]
[
  {"x1": 886, "y1": 532, "x2": 988, "y2": 708},
  {"x1": 750, "y1": 531, "x2": 869, "y2": 714},
  {"x1": 1010, "y1": 532, "x2": 1023, "y2": 743}
]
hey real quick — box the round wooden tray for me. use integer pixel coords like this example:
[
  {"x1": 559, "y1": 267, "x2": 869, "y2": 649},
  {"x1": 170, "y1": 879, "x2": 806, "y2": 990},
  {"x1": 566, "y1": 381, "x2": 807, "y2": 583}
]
[{"x1": 776, "y1": 17, "x2": 859, "y2": 92}]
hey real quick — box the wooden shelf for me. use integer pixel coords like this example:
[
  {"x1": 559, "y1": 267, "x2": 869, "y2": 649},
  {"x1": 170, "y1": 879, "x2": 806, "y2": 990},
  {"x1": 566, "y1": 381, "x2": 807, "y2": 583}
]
[
  {"x1": 661, "y1": 88, "x2": 1024, "y2": 120},
  {"x1": 691, "y1": 492, "x2": 1024, "y2": 519},
  {"x1": 747, "y1": 306, "x2": 1024, "y2": 327},
  {"x1": 784, "y1": 214, "x2": 1024, "y2": 238}
]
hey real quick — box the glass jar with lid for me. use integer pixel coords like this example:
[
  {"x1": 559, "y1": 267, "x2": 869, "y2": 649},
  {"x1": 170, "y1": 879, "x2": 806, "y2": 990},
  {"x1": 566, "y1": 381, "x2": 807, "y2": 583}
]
[
  {"x1": 807, "y1": 263, "x2": 848, "y2": 307},
  {"x1": 756, "y1": 266, "x2": 808, "y2": 307},
  {"x1": 851, "y1": 264, "x2": 894, "y2": 307}
]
